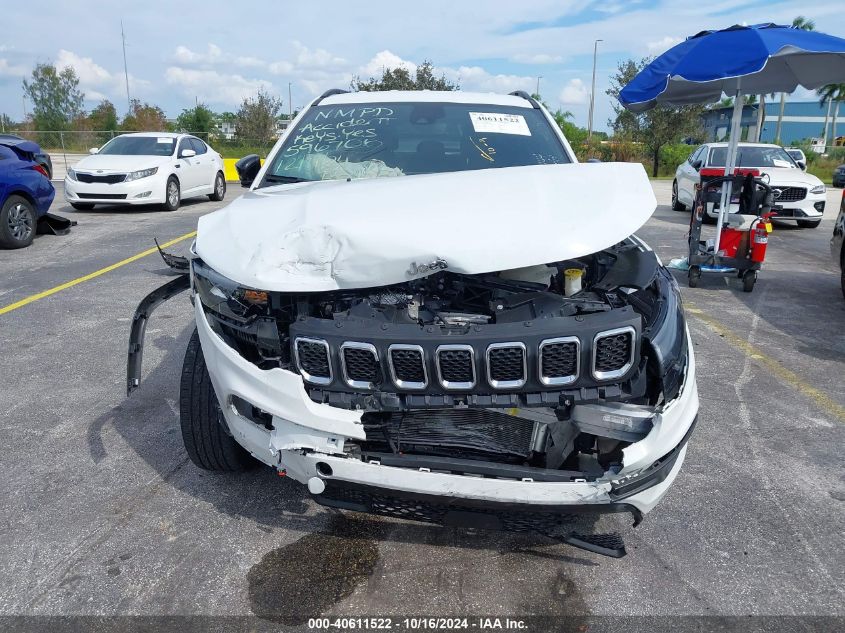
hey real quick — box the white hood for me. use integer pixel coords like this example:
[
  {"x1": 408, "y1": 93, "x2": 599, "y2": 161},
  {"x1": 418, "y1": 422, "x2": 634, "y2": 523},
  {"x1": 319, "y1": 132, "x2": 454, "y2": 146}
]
[
  {"x1": 73, "y1": 154, "x2": 171, "y2": 173},
  {"x1": 196, "y1": 163, "x2": 657, "y2": 291}
]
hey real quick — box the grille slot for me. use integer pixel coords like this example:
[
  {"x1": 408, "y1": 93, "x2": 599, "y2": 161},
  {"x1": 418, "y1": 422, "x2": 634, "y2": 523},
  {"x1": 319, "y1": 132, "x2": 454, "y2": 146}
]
[
  {"x1": 388, "y1": 344, "x2": 427, "y2": 389},
  {"x1": 75, "y1": 172, "x2": 126, "y2": 184},
  {"x1": 436, "y1": 345, "x2": 475, "y2": 389},
  {"x1": 341, "y1": 343, "x2": 381, "y2": 388},
  {"x1": 486, "y1": 343, "x2": 526, "y2": 388},
  {"x1": 592, "y1": 327, "x2": 635, "y2": 380},
  {"x1": 539, "y1": 337, "x2": 580, "y2": 385},
  {"x1": 295, "y1": 337, "x2": 332, "y2": 385},
  {"x1": 77, "y1": 193, "x2": 127, "y2": 199}
]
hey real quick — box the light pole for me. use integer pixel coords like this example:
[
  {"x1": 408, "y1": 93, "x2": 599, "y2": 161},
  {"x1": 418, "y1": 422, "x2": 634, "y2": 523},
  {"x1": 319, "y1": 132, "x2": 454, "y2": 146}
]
[
  {"x1": 288, "y1": 83, "x2": 292, "y2": 119},
  {"x1": 587, "y1": 39, "x2": 602, "y2": 140},
  {"x1": 536, "y1": 76, "x2": 543, "y2": 98}
]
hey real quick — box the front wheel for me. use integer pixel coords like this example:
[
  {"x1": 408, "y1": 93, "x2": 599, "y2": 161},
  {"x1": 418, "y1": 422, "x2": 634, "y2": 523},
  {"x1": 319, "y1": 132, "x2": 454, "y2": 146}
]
[
  {"x1": 688, "y1": 265, "x2": 701, "y2": 288},
  {"x1": 797, "y1": 219, "x2": 821, "y2": 228},
  {"x1": 180, "y1": 329, "x2": 256, "y2": 472},
  {"x1": 163, "y1": 176, "x2": 181, "y2": 212},
  {"x1": 671, "y1": 180, "x2": 686, "y2": 211},
  {"x1": 208, "y1": 172, "x2": 226, "y2": 201},
  {"x1": 0, "y1": 195, "x2": 36, "y2": 249}
]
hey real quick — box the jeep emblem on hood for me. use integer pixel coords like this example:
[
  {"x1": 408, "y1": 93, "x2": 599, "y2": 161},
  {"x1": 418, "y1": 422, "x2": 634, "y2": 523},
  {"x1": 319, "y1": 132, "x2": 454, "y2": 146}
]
[{"x1": 407, "y1": 258, "x2": 448, "y2": 277}]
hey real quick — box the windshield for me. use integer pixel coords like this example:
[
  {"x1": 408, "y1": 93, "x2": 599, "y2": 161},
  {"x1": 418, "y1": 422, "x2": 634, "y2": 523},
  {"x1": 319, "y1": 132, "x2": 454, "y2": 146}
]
[
  {"x1": 98, "y1": 136, "x2": 176, "y2": 156},
  {"x1": 260, "y1": 101, "x2": 570, "y2": 186},
  {"x1": 708, "y1": 146, "x2": 797, "y2": 169}
]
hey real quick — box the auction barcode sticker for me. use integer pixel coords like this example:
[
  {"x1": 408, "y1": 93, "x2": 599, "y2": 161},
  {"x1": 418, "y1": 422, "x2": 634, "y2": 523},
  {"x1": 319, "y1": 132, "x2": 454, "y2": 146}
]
[{"x1": 469, "y1": 112, "x2": 531, "y2": 136}]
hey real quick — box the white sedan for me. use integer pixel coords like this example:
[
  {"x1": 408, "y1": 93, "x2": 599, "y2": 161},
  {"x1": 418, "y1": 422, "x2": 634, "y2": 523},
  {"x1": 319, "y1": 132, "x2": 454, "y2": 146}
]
[
  {"x1": 673, "y1": 142, "x2": 827, "y2": 228},
  {"x1": 65, "y1": 132, "x2": 226, "y2": 211}
]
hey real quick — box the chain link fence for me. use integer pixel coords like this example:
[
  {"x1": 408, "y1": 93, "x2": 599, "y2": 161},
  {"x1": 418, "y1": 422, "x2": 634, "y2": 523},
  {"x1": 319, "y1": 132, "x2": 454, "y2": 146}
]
[{"x1": 10, "y1": 130, "x2": 278, "y2": 179}]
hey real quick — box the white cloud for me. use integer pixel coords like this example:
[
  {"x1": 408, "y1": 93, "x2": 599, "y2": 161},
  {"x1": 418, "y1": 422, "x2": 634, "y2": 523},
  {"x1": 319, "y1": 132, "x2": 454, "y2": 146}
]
[
  {"x1": 444, "y1": 65, "x2": 534, "y2": 94},
  {"x1": 511, "y1": 53, "x2": 564, "y2": 65},
  {"x1": 268, "y1": 60, "x2": 294, "y2": 75},
  {"x1": 164, "y1": 66, "x2": 273, "y2": 106},
  {"x1": 359, "y1": 50, "x2": 415, "y2": 78},
  {"x1": 0, "y1": 58, "x2": 27, "y2": 77},
  {"x1": 173, "y1": 44, "x2": 223, "y2": 65},
  {"x1": 55, "y1": 49, "x2": 148, "y2": 103},
  {"x1": 646, "y1": 35, "x2": 683, "y2": 53},
  {"x1": 235, "y1": 55, "x2": 266, "y2": 68},
  {"x1": 292, "y1": 41, "x2": 347, "y2": 70},
  {"x1": 558, "y1": 78, "x2": 590, "y2": 105}
]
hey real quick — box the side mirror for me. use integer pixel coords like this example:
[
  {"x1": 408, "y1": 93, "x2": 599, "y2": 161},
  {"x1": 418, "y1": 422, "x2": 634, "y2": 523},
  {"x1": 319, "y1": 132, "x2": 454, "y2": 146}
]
[
  {"x1": 180, "y1": 148, "x2": 196, "y2": 158},
  {"x1": 89, "y1": 147, "x2": 99, "y2": 155},
  {"x1": 235, "y1": 154, "x2": 261, "y2": 188},
  {"x1": 692, "y1": 159, "x2": 702, "y2": 170},
  {"x1": 797, "y1": 160, "x2": 806, "y2": 171},
  {"x1": 586, "y1": 157, "x2": 602, "y2": 163}
]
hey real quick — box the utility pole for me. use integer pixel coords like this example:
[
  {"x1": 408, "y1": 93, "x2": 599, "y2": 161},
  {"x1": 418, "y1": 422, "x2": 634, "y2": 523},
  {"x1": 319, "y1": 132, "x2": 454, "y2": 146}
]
[
  {"x1": 587, "y1": 39, "x2": 602, "y2": 140},
  {"x1": 288, "y1": 82, "x2": 292, "y2": 119},
  {"x1": 121, "y1": 20, "x2": 131, "y2": 114},
  {"x1": 536, "y1": 76, "x2": 542, "y2": 98}
]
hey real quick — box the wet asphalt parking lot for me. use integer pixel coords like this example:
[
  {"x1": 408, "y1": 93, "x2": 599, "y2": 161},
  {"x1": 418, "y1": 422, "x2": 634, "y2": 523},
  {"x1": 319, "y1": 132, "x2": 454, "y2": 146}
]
[{"x1": 0, "y1": 180, "x2": 843, "y2": 626}]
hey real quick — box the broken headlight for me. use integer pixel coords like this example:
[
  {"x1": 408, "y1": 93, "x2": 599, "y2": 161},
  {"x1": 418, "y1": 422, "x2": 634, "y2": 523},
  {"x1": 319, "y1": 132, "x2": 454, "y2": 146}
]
[{"x1": 192, "y1": 260, "x2": 268, "y2": 321}]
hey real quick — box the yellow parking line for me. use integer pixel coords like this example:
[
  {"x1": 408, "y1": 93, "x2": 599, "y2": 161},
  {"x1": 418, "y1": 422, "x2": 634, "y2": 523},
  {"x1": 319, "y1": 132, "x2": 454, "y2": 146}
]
[
  {"x1": 686, "y1": 305, "x2": 845, "y2": 423},
  {"x1": 0, "y1": 231, "x2": 196, "y2": 316}
]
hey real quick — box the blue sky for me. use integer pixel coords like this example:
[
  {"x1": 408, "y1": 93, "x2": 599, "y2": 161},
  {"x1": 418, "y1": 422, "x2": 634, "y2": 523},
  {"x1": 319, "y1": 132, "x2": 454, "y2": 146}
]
[{"x1": 1, "y1": 0, "x2": 843, "y2": 132}]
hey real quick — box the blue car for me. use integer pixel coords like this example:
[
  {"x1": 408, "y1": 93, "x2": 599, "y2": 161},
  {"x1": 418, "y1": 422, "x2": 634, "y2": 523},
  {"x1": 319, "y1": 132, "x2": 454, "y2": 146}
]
[{"x1": 0, "y1": 137, "x2": 55, "y2": 248}]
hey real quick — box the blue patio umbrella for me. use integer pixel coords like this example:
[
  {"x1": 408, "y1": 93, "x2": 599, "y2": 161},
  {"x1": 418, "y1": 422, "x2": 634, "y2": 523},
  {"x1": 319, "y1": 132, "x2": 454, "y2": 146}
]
[{"x1": 619, "y1": 23, "x2": 845, "y2": 254}]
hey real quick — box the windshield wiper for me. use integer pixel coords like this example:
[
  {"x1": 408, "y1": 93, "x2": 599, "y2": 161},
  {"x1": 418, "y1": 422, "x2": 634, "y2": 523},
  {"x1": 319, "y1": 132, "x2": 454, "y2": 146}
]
[{"x1": 260, "y1": 174, "x2": 315, "y2": 187}]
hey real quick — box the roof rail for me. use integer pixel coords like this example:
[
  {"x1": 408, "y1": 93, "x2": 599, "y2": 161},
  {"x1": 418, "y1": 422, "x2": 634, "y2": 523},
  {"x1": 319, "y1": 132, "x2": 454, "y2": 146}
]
[
  {"x1": 509, "y1": 90, "x2": 541, "y2": 109},
  {"x1": 313, "y1": 88, "x2": 350, "y2": 106}
]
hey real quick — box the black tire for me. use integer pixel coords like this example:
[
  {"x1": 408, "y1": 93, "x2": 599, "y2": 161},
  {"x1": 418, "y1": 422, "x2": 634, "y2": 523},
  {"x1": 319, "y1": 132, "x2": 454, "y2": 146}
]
[
  {"x1": 163, "y1": 176, "x2": 181, "y2": 212},
  {"x1": 0, "y1": 195, "x2": 36, "y2": 249},
  {"x1": 671, "y1": 180, "x2": 686, "y2": 211},
  {"x1": 797, "y1": 219, "x2": 821, "y2": 228},
  {"x1": 208, "y1": 171, "x2": 226, "y2": 201},
  {"x1": 179, "y1": 329, "x2": 256, "y2": 471},
  {"x1": 70, "y1": 202, "x2": 95, "y2": 210},
  {"x1": 688, "y1": 266, "x2": 701, "y2": 288},
  {"x1": 742, "y1": 270, "x2": 757, "y2": 293}
]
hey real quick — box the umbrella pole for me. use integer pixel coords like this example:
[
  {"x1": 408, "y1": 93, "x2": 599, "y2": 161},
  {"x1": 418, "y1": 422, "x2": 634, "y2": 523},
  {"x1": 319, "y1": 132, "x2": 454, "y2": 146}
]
[{"x1": 713, "y1": 84, "x2": 743, "y2": 259}]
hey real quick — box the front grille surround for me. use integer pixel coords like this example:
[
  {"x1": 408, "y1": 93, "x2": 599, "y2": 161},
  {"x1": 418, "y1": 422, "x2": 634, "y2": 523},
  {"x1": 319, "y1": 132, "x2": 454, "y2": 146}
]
[
  {"x1": 771, "y1": 186, "x2": 806, "y2": 203},
  {"x1": 294, "y1": 337, "x2": 333, "y2": 385},
  {"x1": 436, "y1": 344, "x2": 476, "y2": 390},
  {"x1": 340, "y1": 342, "x2": 381, "y2": 389},
  {"x1": 388, "y1": 344, "x2": 428, "y2": 389},
  {"x1": 485, "y1": 342, "x2": 527, "y2": 389},
  {"x1": 538, "y1": 336, "x2": 580, "y2": 386},
  {"x1": 592, "y1": 326, "x2": 636, "y2": 381}
]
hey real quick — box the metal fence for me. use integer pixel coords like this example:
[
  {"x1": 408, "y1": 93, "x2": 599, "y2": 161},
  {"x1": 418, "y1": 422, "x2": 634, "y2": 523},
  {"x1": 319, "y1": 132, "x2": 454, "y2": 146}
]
[{"x1": 9, "y1": 130, "x2": 277, "y2": 179}]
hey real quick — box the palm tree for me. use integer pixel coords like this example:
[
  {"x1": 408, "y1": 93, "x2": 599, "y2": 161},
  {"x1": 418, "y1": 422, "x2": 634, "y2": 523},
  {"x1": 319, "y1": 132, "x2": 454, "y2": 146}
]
[
  {"x1": 818, "y1": 83, "x2": 845, "y2": 147},
  {"x1": 774, "y1": 16, "x2": 816, "y2": 143}
]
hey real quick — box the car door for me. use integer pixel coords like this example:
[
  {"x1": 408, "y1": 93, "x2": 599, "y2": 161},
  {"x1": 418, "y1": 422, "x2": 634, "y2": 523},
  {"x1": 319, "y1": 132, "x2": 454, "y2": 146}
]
[
  {"x1": 189, "y1": 138, "x2": 216, "y2": 190},
  {"x1": 176, "y1": 136, "x2": 202, "y2": 192},
  {"x1": 677, "y1": 146, "x2": 704, "y2": 206}
]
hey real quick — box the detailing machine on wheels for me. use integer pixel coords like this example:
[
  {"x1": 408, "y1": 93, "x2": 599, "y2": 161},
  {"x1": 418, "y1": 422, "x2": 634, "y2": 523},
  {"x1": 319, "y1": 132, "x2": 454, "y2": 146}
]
[{"x1": 686, "y1": 168, "x2": 777, "y2": 292}]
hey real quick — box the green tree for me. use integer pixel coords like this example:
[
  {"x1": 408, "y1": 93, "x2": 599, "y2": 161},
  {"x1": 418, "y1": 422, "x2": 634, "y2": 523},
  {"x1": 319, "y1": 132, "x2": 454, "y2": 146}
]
[
  {"x1": 22, "y1": 63, "x2": 85, "y2": 131},
  {"x1": 0, "y1": 113, "x2": 14, "y2": 133},
  {"x1": 88, "y1": 100, "x2": 118, "y2": 130},
  {"x1": 120, "y1": 99, "x2": 167, "y2": 131},
  {"x1": 352, "y1": 60, "x2": 458, "y2": 91},
  {"x1": 607, "y1": 57, "x2": 704, "y2": 177},
  {"x1": 176, "y1": 103, "x2": 215, "y2": 138},
  {"x1": 774, "y1": 16, "x2": 815, "y2": 142},
  {"x1": 817, "y1": 83, "x2": 845, "y2": 145},
  {"x1": 236, "y1": 89, "x2": 283, "y2": 145}
]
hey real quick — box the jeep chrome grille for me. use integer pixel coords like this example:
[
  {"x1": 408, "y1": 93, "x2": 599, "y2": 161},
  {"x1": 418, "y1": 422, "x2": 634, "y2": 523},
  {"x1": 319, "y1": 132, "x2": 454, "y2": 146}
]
[
  {"x1": 388, "y1": 344, "x2": 427, "y2": 389},
  {"x1": 486, "y1": 343, "x2": 526, "y2": 388},
  {"x1": 539, "y1": 337, "x2": 579, "y2": 385},
  {"x1": 341, "y1": 343, "x2": 381, "y2": 388},
  {"x1": 436, "y1": 345, "x2": 475, "y2": 389},
  {"x1": 295, "y1": 338, "x2": 332, "y2": 385},
  {"x1": 592, "y1": 327, "x2": 635, "y2": 380}
]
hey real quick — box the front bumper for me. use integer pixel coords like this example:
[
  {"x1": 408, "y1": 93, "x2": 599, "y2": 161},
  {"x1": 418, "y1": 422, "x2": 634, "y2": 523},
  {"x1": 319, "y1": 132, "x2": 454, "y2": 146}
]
[
  {"x1": 196, "y1": 299, "x2": 699, "y2": 518},
  {"x1": 64, "y1": 175, "x2": 166, "y2": 205},
  {"x1": 706, "y1": 192, "x2": 826, "y2": 220}
]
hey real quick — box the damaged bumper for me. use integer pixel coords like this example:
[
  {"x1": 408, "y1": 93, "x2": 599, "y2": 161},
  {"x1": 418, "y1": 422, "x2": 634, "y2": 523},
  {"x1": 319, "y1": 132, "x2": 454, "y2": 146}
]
[{"x1": 196, "y1": 297, "x2": 698, "y2": 518}]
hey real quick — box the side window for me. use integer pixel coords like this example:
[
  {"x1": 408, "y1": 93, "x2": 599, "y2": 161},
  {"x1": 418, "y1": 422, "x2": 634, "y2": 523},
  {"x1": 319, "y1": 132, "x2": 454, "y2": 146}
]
[
  {"x1": 698, "y1": 147, "x2": 709, "y2": 166},
  {"x1": 177, "y1": 137, "x2": 193, "y2": 157},
  {"x1": 190, "y1": 138, "x2": 207, "y2": 155}
]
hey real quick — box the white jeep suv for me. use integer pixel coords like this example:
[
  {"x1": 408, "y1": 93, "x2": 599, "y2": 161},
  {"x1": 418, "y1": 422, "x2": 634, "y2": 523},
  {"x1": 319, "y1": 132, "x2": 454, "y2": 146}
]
[
  {"x1": 673, "y1": 142, "x2": 827, "y2": 228},
  {"x1": 128, "y1": 90, "x2": 698, "y2": 557}
]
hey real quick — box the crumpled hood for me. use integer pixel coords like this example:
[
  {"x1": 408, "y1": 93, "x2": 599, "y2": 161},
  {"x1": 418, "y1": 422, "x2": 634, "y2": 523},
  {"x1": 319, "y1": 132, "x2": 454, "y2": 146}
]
[{"x1": 196, "y1": 163, "x2": 657, "y2": 291}]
